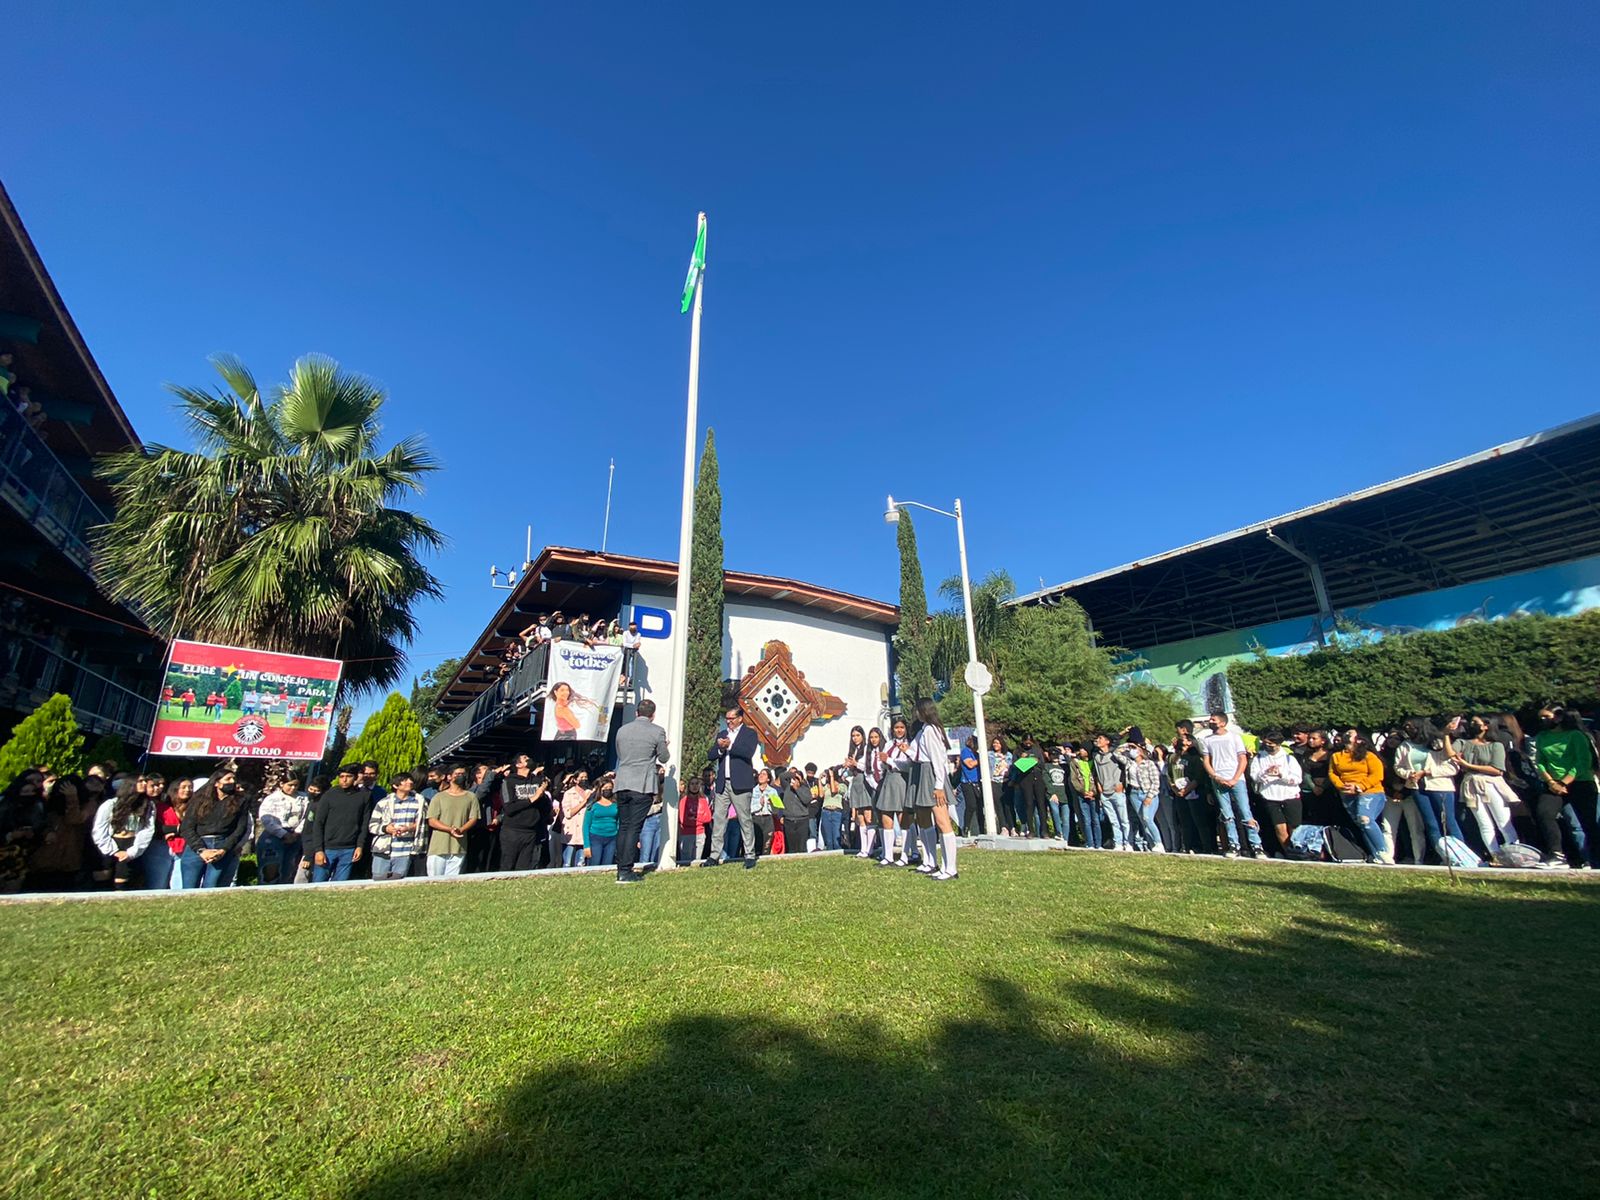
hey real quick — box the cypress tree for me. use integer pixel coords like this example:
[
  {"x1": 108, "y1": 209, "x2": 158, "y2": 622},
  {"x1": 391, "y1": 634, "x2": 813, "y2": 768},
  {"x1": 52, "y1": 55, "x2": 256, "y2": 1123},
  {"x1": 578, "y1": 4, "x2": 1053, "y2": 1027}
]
[
  {"x1": 0, "y1": 694, "x2": 85, "y2": 781},
  {"x1": 684, "y1": 428, "x2": 726, "y2": 758},
  {"x1": 85, "y1": 733, "x2": 131, "y2": 772},
  {"x1": 894, "y1": 510, "x2": 936, "y2": 709},
  {"x1": 346, "y1": 693, "x2": 426, "y2": 782}
]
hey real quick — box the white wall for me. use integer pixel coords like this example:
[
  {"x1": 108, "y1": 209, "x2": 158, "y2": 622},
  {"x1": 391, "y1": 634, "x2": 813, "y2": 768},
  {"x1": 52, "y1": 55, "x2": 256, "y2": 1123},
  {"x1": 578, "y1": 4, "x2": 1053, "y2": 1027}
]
[{"x1": 627, "y1": 586, "x2": 892, "y2": 777}]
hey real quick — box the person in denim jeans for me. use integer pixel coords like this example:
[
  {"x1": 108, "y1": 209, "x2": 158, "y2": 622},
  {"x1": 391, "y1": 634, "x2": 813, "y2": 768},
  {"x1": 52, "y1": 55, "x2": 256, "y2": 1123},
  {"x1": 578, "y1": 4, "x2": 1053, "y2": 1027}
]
[
  {"x1": 637, "y1": 801, "x2": 663, "y2": 869},
  {"x1": 1069, "y1": 746, "x2": 1101, "y2": 848},
  {"x1": 584, "y1": 782, "x2": 620, "y2": 866},
  {"x1": 256, "y1": 773, "x2": 309, "y2": 885},
  {"x1": 1122, "y1": 742, "x2": 1166, "y2": 853},
  {"x1": 177, "y1": 769, "x2": 251, "y2": 889},
  {"x1": 1201, "y1": 713, "x2": 1264, "y2": 858},
  {"x1": 309, "y1": 765, "x2": 373, "y2": 884},
  {"x1": 1090, "y1": 734, "x2": 1131, "y2": 849},
  {"x1": 1329, "y1": 728, "x2": 1392, "y2": 862},
  {"x1": 817, "y1": 768, "x2": 846, "y2": 849},
  {"x1": 369, "y1": 774, "x2": 426, "y2": 880}
]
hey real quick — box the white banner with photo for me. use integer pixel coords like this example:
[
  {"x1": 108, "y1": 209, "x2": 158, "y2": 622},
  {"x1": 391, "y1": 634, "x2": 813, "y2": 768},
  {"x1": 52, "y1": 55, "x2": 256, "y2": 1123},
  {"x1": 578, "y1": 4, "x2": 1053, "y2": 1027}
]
[{"x1": 540, "y1": 642, "x2": 623, "y2": 742}]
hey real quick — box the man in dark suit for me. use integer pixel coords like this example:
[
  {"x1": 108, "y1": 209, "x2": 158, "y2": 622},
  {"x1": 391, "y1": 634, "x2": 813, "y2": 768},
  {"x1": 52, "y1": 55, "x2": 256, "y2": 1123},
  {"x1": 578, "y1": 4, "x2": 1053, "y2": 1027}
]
[
  {"x1": 705, "y1": 706, "x2": 759, "y2": 868},
  {"x1": 612, "y1": 699, "x2": 669, "y2": 884}
]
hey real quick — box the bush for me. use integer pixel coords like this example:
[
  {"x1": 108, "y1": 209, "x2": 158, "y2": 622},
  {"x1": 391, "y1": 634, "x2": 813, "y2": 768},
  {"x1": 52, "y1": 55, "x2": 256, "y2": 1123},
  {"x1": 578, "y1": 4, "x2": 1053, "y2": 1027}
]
[
  {"x1": 1227, "y1": 611, "x2": 1600, "y2": 730},
  {"x1": 0, "y1": 694, "x2": 85, "y2": 782},
  {"x1": 84, "y1": 734, "x2": 131, "y2": 772}
]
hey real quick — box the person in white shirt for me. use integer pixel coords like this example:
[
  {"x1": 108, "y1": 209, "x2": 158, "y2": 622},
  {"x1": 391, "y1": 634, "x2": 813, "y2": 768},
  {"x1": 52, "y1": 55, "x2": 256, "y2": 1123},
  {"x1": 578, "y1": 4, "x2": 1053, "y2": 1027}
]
[
  {"x1": 1202, "y1": 712, "x2": 1265, "y2": 858},
  {"x1": 1248, "y1": 730, "x2": 1305, "y2": 853},
  {"x1": 910, "y1": 698, "x2": 960, "y2": 880},
  {"x1": 621, "y1": 621, "x2": 643, "y2": 685},
  {"x1": 876, "y1": 717, "x2": 913, "y2": 867},
  {"x1": 91, "y1": 783, "x2": 155, "y2": 888},
  {"x1": 256, "y1": 774, "x2": 310, "y2": 885}
]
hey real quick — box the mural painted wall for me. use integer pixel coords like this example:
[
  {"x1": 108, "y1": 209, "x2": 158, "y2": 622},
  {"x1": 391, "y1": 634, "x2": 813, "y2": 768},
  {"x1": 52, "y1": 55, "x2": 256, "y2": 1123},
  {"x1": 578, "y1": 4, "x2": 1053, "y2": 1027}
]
[
  {"x1": 1121, "y1": 552, "x2": 1600, "y2": 716},
  {"x1": 626, "y1": 587, "x2": 893, "y2": 778}
]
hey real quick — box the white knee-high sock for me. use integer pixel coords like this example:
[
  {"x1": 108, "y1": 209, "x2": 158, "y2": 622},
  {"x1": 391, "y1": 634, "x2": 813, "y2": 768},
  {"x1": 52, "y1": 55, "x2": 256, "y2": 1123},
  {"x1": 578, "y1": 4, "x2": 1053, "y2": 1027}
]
[
  {"x1": 862, "y1": 826, "x2": 876, "y2": 854},
  {"x1": 941, "y1": 833, "x2": 958, "y2": 874},
  {"x1": 882, "y1": 826, "x2": 897, "y2": 860},
  {"x1": 920, "y1": 823, "x2": 937, "y2": 860}
]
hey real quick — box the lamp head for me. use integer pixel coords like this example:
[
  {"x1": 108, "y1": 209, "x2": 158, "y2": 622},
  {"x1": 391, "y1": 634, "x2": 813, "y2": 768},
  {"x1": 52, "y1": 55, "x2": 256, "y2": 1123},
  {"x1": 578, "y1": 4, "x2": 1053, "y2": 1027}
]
[{"x1": 884, "y1": 495, "x2": 900, "y2": 525}]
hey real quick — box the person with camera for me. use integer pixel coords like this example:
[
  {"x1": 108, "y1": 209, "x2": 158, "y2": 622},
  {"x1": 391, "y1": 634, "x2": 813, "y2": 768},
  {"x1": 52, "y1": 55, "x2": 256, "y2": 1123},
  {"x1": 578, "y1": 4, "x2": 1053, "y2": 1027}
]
[{"x1": 498, "y1": 755, "x2": 553, "y2": 872}]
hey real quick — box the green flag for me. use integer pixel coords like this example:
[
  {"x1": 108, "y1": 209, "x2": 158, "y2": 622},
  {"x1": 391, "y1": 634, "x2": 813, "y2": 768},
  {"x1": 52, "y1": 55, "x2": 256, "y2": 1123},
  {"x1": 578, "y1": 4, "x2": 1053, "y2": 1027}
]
[{"x1": 680, "y1": 213, "x2": 706, "y2": 314}]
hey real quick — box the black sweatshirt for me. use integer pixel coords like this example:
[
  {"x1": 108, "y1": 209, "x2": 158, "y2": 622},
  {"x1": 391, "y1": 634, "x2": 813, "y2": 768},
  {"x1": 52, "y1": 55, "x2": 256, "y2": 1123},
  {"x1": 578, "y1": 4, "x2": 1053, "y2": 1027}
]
[
  {"x1": 178, "y1": 798, "x2": 251, "y2": 856},
  {"x1": 307, "y1": 785, "x2": 373, "y2": 855},
  {"x1": 500, "y1": 775, "x2": 554, "y2": 838}
]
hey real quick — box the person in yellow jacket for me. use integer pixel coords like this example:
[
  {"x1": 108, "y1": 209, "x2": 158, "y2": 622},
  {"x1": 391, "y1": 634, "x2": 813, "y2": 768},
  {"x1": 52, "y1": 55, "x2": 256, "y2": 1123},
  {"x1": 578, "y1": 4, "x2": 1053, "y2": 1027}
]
[{"x1": 1328, "y1": 728, "x2": 1392, "y2": 863}]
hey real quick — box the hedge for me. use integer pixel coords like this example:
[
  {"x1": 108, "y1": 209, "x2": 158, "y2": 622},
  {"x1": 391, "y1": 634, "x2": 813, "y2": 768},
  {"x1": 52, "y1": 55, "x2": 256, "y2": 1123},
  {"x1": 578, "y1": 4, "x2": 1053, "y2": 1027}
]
[{"x1": 1227, "y1": 610, "x2": 1600, "y2": 730}]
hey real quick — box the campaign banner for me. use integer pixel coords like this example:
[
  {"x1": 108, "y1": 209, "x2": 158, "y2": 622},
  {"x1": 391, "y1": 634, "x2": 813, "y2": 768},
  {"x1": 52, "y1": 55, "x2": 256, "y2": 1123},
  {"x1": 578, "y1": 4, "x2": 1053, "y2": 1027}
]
[
  {"x1": 540, "y1": 642, "x2": 622, "y2": 742},
  {"x1": 149, "y1": 639, "x2": 343, "y2": 760}
]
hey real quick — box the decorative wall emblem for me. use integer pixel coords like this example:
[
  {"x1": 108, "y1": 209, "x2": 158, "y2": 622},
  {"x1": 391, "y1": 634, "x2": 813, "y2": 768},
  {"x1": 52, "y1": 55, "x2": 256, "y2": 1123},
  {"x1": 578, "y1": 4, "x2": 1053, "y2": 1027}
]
[{"x1": 736, "y1": 641, "x2": 847, "y2": 768}]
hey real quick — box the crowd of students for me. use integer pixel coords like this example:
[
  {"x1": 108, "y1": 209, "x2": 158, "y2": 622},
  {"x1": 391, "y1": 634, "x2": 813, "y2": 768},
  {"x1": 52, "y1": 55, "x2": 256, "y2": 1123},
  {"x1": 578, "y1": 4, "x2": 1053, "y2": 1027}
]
[
  {"x1": 0, "y1": 755, "x2": 670, "y2": 892},
  {"x1": 495, "y1": 611, "x2": 644, "y2": 682},
  {"x1": 947, "y1": 704, "x2": 1598, "y2": 870},
  {"x1": 1, "y1": 700, "x2": 1593, "y2": 894}
]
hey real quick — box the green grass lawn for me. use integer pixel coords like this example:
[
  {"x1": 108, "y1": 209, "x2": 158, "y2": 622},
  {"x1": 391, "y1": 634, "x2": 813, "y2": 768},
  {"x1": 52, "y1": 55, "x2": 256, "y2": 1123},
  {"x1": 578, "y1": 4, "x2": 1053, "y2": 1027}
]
[{"x1": 2, "y1": 854, "x2": 1597, "y2": 1199}]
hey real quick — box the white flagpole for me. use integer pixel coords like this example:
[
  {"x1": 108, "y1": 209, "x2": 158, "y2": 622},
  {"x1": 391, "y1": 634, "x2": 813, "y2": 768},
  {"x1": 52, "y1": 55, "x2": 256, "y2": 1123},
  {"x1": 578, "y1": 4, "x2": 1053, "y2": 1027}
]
[
  {"x1": 601, "y1": 458, "x2": 615, "y2": 552},
  {"x1": 660, "y1": 213, "x2": 706, "y2": 870}
]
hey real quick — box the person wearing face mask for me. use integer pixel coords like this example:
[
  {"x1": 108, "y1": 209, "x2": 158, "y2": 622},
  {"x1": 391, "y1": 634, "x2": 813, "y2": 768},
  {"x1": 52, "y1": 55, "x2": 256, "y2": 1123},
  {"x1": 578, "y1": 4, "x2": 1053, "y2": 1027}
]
[
  {"x1": 425, "y1": 768, "x2": 481, "y2": 877},
  {"x1": 1451, "y1": 715, "x2": 1523, "y2": 858},
  {"x1": 1248, "y1": 730, "x2": 1304, "y2": 855},
  {"x1": 306, "y1": 763, "x2": 374, "y2": 883},
  {"x1": 1201, "y1": 712, "x2": 1265, "y2": 859},
  {"x1": 1532, "y1": 706, "x2": 1598, "y2": 870},
  {"x1": 178, "y1": 770, "x2": 252, "y2": 888}
]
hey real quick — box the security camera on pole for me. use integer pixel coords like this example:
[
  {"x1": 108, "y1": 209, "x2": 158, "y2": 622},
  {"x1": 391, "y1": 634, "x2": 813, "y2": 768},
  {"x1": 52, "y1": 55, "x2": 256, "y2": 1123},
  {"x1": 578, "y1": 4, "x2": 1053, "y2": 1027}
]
[{"x1": 884, "y1": 495, "x2": 997, "y2": 838}]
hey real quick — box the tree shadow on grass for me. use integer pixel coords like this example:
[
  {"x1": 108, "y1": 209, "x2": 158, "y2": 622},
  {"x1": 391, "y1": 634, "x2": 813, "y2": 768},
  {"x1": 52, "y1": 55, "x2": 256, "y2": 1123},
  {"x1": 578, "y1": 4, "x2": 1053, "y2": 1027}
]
[{"x1": 350, "y1": 879, "x2": 1600, "y2": 1200}]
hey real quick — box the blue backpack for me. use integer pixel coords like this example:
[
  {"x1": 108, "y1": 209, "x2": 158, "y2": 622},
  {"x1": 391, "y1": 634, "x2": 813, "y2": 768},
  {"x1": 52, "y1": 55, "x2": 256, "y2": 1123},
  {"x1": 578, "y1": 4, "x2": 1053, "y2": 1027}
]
[{"x1": 1438, "y1": 836, "x2": 1483, "y2": 869}]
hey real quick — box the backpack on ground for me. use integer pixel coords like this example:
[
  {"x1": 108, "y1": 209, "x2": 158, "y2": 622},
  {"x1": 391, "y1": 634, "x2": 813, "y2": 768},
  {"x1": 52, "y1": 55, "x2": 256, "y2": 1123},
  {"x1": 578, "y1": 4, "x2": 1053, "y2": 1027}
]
[
  {"x1": 1324, "y1": 827, "x2": 1367, "y2": 863},
  {"x1": 1493, "y1": 841, "x2": 1542, "y2": 869},
  {"x1": 1437, "y1": 836, "x2": 1483, "y2": 869}
]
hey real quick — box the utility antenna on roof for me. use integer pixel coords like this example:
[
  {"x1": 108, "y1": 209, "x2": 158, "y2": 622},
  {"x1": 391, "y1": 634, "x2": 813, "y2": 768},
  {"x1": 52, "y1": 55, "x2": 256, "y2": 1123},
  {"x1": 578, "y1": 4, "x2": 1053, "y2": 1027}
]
[{"x1": 490, "y1": 525, "x2": 534, "y2": 590}]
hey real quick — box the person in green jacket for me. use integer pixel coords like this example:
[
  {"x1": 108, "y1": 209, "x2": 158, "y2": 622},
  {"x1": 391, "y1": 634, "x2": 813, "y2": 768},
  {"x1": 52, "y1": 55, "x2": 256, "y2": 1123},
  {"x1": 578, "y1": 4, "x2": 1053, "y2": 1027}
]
[{"x1": 1533, "y1": 706, "x2": 1598, "y2": 869}]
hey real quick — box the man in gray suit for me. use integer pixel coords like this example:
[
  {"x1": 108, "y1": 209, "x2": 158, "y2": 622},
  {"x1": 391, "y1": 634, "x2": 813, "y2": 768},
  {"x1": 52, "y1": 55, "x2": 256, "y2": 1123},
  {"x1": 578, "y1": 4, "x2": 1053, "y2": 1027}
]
[{"x1": 613, "y1": 698, "x2": 669, "y2": 884}]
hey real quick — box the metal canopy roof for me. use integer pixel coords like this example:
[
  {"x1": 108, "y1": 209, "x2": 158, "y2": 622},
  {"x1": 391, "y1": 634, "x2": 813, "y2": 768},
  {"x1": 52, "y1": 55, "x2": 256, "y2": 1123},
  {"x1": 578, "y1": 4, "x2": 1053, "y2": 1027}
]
[
  {"x1": 438, "y1": 546, "x2": 898, "y2": 715},
  {"x1": 1013, "y1": 413, "x2": 1600, "y2": 649}
]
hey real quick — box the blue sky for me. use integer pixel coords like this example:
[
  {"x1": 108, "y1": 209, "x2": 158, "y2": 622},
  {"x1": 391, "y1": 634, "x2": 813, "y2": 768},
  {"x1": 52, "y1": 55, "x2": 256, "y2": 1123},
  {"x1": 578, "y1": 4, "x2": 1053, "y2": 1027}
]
[{"x1": 9, "y1": 3, "x2": 1599, "y2": 729}]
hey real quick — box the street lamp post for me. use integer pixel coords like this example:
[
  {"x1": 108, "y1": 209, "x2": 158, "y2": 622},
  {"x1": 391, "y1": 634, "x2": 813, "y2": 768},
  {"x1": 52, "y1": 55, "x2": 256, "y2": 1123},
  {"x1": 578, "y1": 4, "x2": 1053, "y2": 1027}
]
[{"x1": 885, "y1": 495, "x2": 997, "y2": 839}]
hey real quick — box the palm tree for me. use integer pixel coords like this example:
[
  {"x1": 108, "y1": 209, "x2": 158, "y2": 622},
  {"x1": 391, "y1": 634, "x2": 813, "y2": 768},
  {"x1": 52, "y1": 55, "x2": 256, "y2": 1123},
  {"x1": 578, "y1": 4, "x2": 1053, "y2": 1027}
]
[
  {"x1": 928, "y1": 569, "x2": 1017, "y2": 684},
  {"x1": 94, "y1": 355, "x2": 444, "y2": 695}
]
